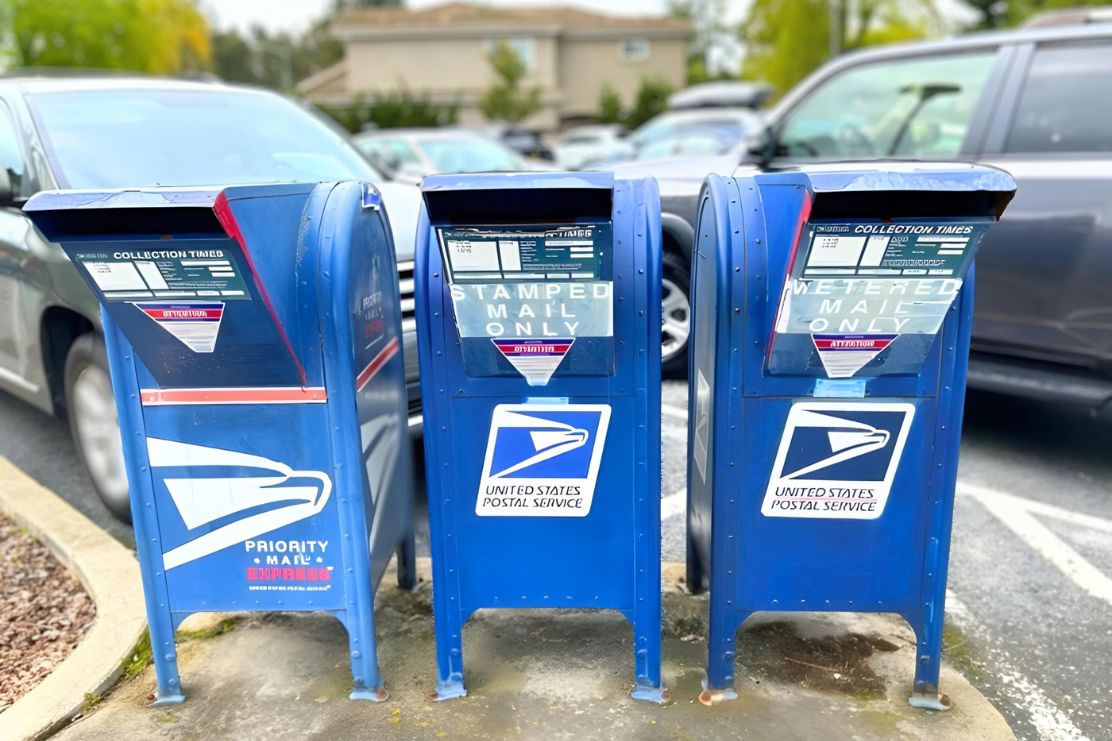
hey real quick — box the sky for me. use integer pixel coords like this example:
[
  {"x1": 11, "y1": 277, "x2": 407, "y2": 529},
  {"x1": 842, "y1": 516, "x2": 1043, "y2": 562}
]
[{"x1": 201, "y1": 0, "x2": 737, "y2": 33}]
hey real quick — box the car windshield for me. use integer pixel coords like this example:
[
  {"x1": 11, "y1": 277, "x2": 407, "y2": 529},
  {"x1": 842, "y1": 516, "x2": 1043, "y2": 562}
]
[
  {"x1": 28, "y1": 88, "x2": 379, "y2": 189},
  {"x1": 419, "y1": 136, "x2": 521, "y2": 172}
]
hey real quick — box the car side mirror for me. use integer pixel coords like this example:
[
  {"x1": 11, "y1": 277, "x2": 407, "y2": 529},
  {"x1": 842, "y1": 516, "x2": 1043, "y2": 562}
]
[
  {"x1": 0, "y1": 169, "x2": 14, "y2": 206},
  {"x1": 744, "y1": 126, "x2": 777, "y2": 169}
]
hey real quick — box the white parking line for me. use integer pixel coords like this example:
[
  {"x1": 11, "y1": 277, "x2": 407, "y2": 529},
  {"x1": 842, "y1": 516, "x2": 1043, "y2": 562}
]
[
  {"x1": 946, "y1": 590, "x2": 1086, "y2": 741},
  {"x1": 661, "y1": 487, "x2": 686, "y2": 520},
  {"x1": 661, "y1": 424, "x2": 687, "y2": 444},
  {"x1": 960, "y1": 483, "x2": 1112, "y2": 608},
  {"x1": 661, "y1": 404, "x2": 687, "y2": 421}
]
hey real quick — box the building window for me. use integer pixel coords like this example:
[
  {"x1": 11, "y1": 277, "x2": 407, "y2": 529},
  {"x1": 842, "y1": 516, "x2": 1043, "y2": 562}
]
[
  {"x1": 621, "y1": 38, "x2": 650, "y2": 62},
  {"x1": 486, "y1": 37, "x2": 536, "y2": 71}
]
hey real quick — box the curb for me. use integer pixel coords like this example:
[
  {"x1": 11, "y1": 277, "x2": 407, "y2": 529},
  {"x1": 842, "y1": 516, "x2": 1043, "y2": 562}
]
[{"x1": 0, "y1": 458, "x2": 146, "y2": 741}]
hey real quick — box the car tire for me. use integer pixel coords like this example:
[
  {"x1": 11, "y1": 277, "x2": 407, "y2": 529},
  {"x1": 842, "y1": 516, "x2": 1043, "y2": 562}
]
[
  {"x1": 661, "y1": 250, "x2": 692, "y2": 378},
  {"x1": 64, "y1": 333, "x2": 131, "y2": 523}
]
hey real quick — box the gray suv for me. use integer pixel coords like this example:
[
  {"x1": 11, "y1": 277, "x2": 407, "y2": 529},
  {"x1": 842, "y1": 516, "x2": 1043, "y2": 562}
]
[
  {"x1": 624, "y1": 22, "x2": 1112, "y2": 409},
  {"x1": 0, "y1": 76, "x2": 422, "y2": 520}
]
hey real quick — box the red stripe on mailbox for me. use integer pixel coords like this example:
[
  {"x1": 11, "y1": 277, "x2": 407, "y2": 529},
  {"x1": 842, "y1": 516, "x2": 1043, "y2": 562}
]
[
  {"x1": 140, "y1": 387, "x2": 328, "y2": 406},
  {"x1": 356, "y1": 337, "x2": 401, "y2": 392}
]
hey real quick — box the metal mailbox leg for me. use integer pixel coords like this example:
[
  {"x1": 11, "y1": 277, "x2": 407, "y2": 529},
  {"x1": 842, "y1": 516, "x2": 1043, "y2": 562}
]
[
  {"x1": 105, "y1": 321, "x2": 185, "y2": 706},
  {"x1": 396, "y1": 530, "x2": 417, "y2": 591}
]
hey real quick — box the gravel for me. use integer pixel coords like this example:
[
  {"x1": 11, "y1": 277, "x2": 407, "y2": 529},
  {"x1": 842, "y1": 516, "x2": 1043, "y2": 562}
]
[{"x1": 0, "y1": 514, "x2": 96, "y2": 712}]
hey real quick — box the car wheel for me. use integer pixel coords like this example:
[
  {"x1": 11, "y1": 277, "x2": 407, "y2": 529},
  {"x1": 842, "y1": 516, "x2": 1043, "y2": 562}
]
[
  {"x1": 661, "y1": 250, "x2": 691, "y2": 378},
  {"x1": 64, "y1": 333, "x2": 131, "y2": 523}
]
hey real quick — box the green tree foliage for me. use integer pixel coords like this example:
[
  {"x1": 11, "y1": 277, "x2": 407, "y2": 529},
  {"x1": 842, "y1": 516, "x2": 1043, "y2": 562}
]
[
  {"x1": 624, "y1": 78, "x2": 675, "y2": 129},
  {"x1": 478, "y1": 40, "x2": 542, "y2": 123},
  {"x1": 208, "y1": 0, "x2": 402, "y2": 91},
  {"x1": 597, "y1": 84, "x2": 625, "y2": 125},
  {"x1": 668, "y1": 0, "x2": 737, "y2": 84},
  {"x1": 318, "y1": 89, "x2": 459, "y2": 133},
  {"x1": 7, "y1": 0, "x2": 211, "y2": 74},
  {"x1": 595, "y1": 78, "x2": 676, "y2": 129},
  {"x1": 741, "y1": 0, "x2": 940, "y2": 99}
]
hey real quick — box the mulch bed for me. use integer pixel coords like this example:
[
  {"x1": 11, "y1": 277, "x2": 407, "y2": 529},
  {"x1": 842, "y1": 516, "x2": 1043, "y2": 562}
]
[{"x1": 0, "y1": 514, "x2": 96, "y2": 712}]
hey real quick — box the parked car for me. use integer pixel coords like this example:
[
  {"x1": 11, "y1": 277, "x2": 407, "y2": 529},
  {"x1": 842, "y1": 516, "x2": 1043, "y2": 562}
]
[
  {"x1": 554, "y1": 124, "x2": 630, "y2": 170},
  {"x1": 353, "y1": 128, "x2": 542, "y2": 179},
  {"x1": 634, "y1": 125, "x2": 745, "y2": 159},
  {"x1": 666, "y1": 81, "x2": 773, "y2": 110},
  {"x1": 617, "y1": 21, "x2": 1112, "y2": 408},
  {"x1": 0, "y1": 75, "x2": 423, "y2": 521},
  {"x1": 462, "y1": 124, "x2": 555, "y2": 162},
  {"x1": 628, "y1": 107, "x2": 761, "y2": 152}
]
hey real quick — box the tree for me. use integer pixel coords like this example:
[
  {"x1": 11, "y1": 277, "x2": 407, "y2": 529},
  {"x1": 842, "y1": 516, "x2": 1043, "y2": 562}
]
[
  {"x1": 625, "y1": 78, "x2": 674, "y2": 129},
  {"x1": 740, "y1": 0, "x2": 940, "y2": 99},
  {"x1": 668, "y1": 0, "x2": 737, "y2": 84},
  {"x1": 597, "y1": 84, "x2": 624, "y2": 125},
  {"x1": 478, "y1": 40, "x2": 541, "y2": 123},
  {"x1": 8, "y1": 0, "x2": 211, "y2": 74}
]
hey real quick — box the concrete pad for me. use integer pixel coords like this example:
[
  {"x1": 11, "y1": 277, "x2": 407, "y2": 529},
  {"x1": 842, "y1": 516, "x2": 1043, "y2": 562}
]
[
  {"x1": 50, "y1": 561, "x2": 1012, "y2": 740},
  {"x1": 0, "y1": 458, "x2": 147, "y2": 741}
]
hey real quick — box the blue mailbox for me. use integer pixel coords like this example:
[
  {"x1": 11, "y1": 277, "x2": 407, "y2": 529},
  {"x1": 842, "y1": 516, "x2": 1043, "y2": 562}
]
[
  {"x1": 414, "y1": 172, "x2": 665, "y2": 702},
  {"x1": 686, "y1": 164, "x2": 1015, "y2": 708},
  {"x1": 24, "y1": 182, "x2": 415, "y2": 704}
]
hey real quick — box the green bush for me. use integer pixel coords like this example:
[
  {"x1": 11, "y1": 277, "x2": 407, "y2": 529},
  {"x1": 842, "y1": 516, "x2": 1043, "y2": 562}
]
[
  {"x1": 319, "y1": 88, "x2": 460, "y2": 133},
  {"x1": 596, "y1": 78, "x2": 676, "y2": 129}
]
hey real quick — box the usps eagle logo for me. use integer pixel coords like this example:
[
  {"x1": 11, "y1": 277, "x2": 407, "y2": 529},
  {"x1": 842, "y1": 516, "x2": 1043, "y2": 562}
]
[
  {"x1": 146, "y1": 438, "x2": 332, "y2": 569},
  {"x1": 476, "y1": 404, "x2": 610, "y2": 517},
  {"x1": 762, "y1": 402, "x2": 915, "y2": 520}
]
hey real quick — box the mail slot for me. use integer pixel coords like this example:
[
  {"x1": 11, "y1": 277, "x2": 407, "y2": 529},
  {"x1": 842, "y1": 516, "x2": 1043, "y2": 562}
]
[
  {"x1": 685, "y1": 164, "x2": 1015, "y2": 708},
  {"x1": 24, "y1": 182, "x2": 415, "y2": 704},
  {"x1": 414, "y1": 172, "x2": 666, "y2": 702}
]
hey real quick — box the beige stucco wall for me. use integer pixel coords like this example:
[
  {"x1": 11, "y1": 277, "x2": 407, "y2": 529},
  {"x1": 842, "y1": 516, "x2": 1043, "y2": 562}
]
[
  {"x1": 311, "y1": 28, "x2": 688, "y2": 130},
  {"x1": 345, "y1": 34, "x2": 558, "y2": 97},
  {"x1": 557, "y1": 36, "x2": 688, "y2": 120}
]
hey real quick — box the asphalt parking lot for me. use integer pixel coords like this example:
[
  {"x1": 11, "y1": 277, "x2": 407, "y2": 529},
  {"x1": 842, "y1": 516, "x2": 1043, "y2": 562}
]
[{"x1": 1, "y1": 382, "x2": 1109, "y2": 740}]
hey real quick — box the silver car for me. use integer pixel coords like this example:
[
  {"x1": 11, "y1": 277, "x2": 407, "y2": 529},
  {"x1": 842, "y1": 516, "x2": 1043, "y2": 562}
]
[{"x1": 0, "y1": 76, "x2": 422, "y2": 521}]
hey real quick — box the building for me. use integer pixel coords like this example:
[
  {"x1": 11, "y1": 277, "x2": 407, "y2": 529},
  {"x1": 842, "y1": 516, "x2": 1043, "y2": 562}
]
[{"x1": 297, "y1": 2, "x2": 690, "y2": 130}]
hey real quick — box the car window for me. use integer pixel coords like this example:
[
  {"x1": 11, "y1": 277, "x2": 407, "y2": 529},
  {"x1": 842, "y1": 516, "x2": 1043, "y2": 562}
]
[
  {"x1": 777, "y1": 51, "x2": 996, "y2": 160},
  {"x1": 378, "y1": 138, "x2": 421, "y2": 165},
  {"x1": 420, "y1": 136, "x2": 521, "y2": 173},
  {"x1": 1005, "y1": 42, "x2": 1112, "y2": 154},
  {"x1": 0, "y1": 105, "x2": 26, "y2": 197},
  {"x1": 28, "y1": 89, "x2": 378, "y2": 189}
]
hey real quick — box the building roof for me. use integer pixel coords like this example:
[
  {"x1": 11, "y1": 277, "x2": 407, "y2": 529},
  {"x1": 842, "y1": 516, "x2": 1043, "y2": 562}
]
[{"x1": 335, "y1": 2, "x2": 690, "y2": 33}]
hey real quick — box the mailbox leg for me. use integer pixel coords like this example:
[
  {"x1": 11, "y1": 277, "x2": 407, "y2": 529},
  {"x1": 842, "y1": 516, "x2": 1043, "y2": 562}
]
[
  {"x1": 147, "y1": 612, "x2": 185, "y2": 706},
  {"x1": 698, "y1": 605, "x2": 742, "y2": 703},
  {"x1": 908, "y1": 612, "x2": 951, "y2": 711},
  {"x1": 686, "y1": 529, "x2": 707, "y2": 595},
  {"x1": 396, "y1": 529, "x2": 417, "y2": 591},
  {"x1": 344, "y1": 608, "x2": 388, "y2": 702},
  {"x1": 432, "y1": 599, "x2": 467, "y2": 700},
  {"x1": 700, "y1": 609, "x2": 742, "y2": 705},
  {"x1": 628, "y1": 610, "x2": 667, "y2": 704}
]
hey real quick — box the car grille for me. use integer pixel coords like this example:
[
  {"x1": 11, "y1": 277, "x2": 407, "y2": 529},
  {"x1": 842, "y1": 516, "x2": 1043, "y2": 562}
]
[{"x1": 397, "y1": 260, "x2": 415, "y2": 335}]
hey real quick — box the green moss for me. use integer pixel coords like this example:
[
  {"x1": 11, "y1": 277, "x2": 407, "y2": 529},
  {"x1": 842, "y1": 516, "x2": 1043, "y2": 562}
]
[
  {"x1": 177, "y1": 616, "x2": 243, "y2": 640},
  {"x1": 121, "y1": 630, "x2": 153, "y2": 679},
  {"x1": 81, "y1": 692, "x2": 102, "y2": 714},
  {"x1": 943, "y1": 622, "x2": 980, "y2": 679}
]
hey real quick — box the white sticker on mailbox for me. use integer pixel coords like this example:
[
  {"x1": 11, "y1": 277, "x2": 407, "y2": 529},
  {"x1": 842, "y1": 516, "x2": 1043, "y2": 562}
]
[
  {"x1": 476, "y1": 404, "x2": 610, "y2": 517},
  {"x1": 762, "y1": 401, "x2": 914, "y2": 520}
]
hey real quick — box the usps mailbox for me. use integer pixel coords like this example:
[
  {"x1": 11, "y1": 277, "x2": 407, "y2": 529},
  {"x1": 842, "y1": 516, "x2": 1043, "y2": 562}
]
[
  {"x1": 25, "y1": 182, "x2": 415, "y2": 704},
  {"x1": 686, "y1": 164, "x2": 1015, "y2": 708},
  {"x1": 415, "y1": 172, "x2": 665, "y2": 702}
]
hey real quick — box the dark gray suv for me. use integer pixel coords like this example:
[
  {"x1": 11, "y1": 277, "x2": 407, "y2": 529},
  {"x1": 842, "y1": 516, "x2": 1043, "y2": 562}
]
[{"x1": 624, "y1": 22, "x2": 1112, "y2": 409}]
